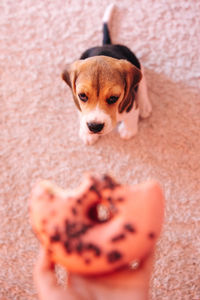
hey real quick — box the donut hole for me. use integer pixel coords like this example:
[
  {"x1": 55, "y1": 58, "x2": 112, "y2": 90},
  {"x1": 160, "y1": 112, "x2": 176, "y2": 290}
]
[{"x1": 87, "y1": 202, "x2": 111, "y2": 223}]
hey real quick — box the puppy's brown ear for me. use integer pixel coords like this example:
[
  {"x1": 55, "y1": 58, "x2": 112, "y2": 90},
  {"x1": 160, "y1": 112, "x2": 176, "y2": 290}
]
[
  {"x1": 118, "y1": 60, "x2": 142, "y2": 113},
  {"x1": 62, "y1": 64, "x2": 72, "y2": 87},
  {"x1": 62, "y1": 61, "x2": 81, "y2": 111}
]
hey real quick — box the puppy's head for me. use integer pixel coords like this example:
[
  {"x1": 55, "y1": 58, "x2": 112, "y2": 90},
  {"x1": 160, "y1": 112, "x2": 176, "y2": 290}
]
[{"x1": 62, "y1": 56, "x2": 142, "y2": 135}]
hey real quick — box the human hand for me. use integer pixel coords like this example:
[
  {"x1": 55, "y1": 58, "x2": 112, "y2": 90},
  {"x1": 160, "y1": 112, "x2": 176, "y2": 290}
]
[{"x1": 34, "y1": 247, "x2": 155, "y2": 300}]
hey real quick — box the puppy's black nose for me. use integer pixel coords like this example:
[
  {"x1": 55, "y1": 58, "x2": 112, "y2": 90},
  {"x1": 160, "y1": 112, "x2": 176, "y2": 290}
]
[{"x1": 87, "y1": 122, "x2": 104, "y2": 133}]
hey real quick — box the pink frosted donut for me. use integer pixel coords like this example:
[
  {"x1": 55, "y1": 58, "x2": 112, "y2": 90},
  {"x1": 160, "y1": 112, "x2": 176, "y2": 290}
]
[{"x1": 30, "y1": 174, "x2": 164, "y2": 275}]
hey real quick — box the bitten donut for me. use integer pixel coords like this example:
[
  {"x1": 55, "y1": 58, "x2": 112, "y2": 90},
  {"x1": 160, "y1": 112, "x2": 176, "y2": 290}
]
[{"x1": 30, "y1": 174, "x2": 164, "y2": 275}]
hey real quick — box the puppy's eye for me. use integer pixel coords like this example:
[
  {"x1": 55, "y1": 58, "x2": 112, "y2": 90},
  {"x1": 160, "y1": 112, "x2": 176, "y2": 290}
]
[
  {"x1": 106, "y1": 96, "x2": 119, "y2": 105},
  {"x1": 78, "y1": 93, "x2": 88, "y2": 102}
]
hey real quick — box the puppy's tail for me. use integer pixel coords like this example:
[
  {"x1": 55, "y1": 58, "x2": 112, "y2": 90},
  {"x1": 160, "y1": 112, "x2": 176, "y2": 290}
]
[{"x1": 102, "y1": 4, "x2": 115, "y2": 45}]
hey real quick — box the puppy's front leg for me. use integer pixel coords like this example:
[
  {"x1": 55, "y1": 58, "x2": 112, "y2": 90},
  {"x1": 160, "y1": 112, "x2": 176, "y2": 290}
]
[
  {"x1": 79, "y1": 128, "x2": 99, "y2": 145},
  {"x1": 137, "y1": 66, "x2": 152, "y2": 119},
  {"x1": 118, "y1": 107, "x2": 139, "y2": 140}
]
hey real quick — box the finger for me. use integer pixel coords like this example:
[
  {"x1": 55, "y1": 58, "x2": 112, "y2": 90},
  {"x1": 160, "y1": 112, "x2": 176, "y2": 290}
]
[
  {"x1": 35, "y1": 247, "x2": 55, "y2": 271},
  {"x1": 33, "y1": 248, "x2": 69, "y2": 300}
]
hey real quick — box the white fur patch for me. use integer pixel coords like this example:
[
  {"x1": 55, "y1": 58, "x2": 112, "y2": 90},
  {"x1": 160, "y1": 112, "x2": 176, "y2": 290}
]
[
  {"x1": 102, "y1": 4, "x2": 115, "y2": 23},
  {"x1": 79, "y1": 106, "x2": 113, "y2": 136},
  {"x1": 118, "y1": 107, "x2": 139, "y2": 139},
  {"x1": 136, "y1": 65, "x2": 152, "y2": 118}
]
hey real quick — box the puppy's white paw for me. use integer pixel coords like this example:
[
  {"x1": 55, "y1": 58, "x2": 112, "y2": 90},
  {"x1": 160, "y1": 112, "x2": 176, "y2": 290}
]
[
  {"x1": 118, "y1": 122, "x2": 138, "y2": 140},
  {"x1": 80, "y1": 131, "x2": 99, "y2": 145},
  {"x1": 139, "y1": 100, "x2": 152, "y2": 119}
]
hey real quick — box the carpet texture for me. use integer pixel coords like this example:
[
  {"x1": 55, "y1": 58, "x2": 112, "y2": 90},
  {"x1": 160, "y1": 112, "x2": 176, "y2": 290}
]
[{"x1": 0, "y1": 1, "x2": 200, "y2": 299}]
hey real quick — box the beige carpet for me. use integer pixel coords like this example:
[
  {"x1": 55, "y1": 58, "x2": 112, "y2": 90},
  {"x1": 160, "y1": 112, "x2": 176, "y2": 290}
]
[{"x1": 0, "y1": 1, "x2": 200, "y2": 299}]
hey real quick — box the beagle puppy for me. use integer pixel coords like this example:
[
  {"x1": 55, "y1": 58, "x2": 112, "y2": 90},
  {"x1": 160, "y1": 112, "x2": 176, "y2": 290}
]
[{"x1": 62, "y1": 4, "x2": 152, "y2": 145}]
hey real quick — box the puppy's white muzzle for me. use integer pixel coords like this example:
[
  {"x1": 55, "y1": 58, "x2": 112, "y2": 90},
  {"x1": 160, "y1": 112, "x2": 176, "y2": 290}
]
[{"x1": 79, "y1": 107, "x2": 113, "y2": 135}]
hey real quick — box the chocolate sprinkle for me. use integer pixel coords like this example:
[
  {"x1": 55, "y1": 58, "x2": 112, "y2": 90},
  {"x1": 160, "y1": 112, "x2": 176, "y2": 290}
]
[
  {"x1": 102, "y1": 175, "x2": 120, "y2": 190},
  {"x1": 89, "y1": 184, "x2": 101, "y2": 198},
  {"x1": 85, "y1": 258, "x2": 91, "y2": 264},
  {"x1": 50, "y1": 231, "x2": 61, "y2": 242},
  {"x1": 64, "y1": 240, "x2": 73, "y2": 254},
  {"x1": 107, "y1": 250, "x2": 122, "y2": 263},
  {"x1": 76, "y1": 241, "x2": 84, "y2": 253},
  {"x1": 111, "y1": 233, "x2": 126, "y2": 242},
  {"x1": 71, "y1": 207, "x2": 77, "y2": 216},
  {"x1": 77, "y1": 199, "x2": 82, "y2": 205},
  {"x1": 124, "y1": 223, "x2": 136, "y2": 233},
  {"x1": 65, "y1": 221, "x2": 92, "y2": 239},
  {"x1": 85, "y1": 243, "x2": 101, "y2": 256},
  {"x1": 48, "y1": 192, "x2": 55, "y2": 201},
  {"x1": 117, "y1": 197, "x2": 124, "y2": 202},
  {"x1": 107, "y1": 197, "x2": 113, "y2": 202},
  {"x1": 148, "y1": 232, "x2": 155, "y2": 239}
]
